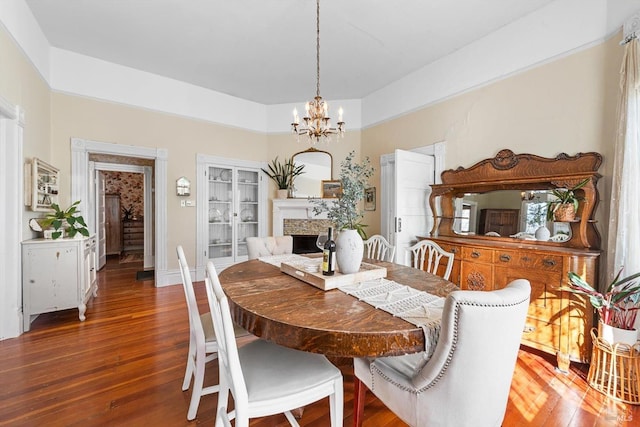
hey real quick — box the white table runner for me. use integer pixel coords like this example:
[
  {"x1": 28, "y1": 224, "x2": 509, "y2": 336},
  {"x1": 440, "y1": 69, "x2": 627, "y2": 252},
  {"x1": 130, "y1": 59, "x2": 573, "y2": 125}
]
[{"x1": 339, "y1": 278, "x2": 445, "y2": 359}]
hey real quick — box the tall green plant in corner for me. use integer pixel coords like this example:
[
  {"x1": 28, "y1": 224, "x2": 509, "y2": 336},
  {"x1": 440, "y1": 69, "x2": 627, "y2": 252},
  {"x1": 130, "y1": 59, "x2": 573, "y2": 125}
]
[{"x1": 312, "y1": 151, "x2": 374, "y2": 238}]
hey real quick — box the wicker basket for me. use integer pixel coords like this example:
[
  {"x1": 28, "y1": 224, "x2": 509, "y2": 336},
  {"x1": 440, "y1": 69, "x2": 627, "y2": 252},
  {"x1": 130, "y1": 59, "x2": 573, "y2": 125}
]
[
  {"x1": 553, "y1": 203, "x2": 576, "y2": 222},
  {"x1": 587, "y1": 328, "x2": 640, "y2": 404}
]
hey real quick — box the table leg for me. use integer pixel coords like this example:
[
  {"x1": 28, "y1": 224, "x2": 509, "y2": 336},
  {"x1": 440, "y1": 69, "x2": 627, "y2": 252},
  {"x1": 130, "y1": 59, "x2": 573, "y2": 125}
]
[{"x1": 353, "y1": 376, "x2": 366, "y2": 427}]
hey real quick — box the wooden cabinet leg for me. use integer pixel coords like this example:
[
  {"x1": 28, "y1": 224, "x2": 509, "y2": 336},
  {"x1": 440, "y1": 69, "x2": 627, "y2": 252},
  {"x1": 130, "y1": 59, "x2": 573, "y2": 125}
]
[
  {"x1": 556, "y1": 351, "x2": 570, "y2": 373},
  {"x1": 353, "y1": 376, "x2": 367, "y2": 427}
]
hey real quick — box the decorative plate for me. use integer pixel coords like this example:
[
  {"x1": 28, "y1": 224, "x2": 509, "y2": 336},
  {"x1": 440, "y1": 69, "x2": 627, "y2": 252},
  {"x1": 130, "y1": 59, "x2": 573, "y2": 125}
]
[{"x1": 219, "y1": 169, "x2": 232, "y2": 181}]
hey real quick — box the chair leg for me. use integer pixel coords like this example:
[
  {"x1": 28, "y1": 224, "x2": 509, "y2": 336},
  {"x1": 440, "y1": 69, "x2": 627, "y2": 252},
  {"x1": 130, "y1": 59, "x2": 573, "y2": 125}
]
[
  {"x1": 353, "y1": 376, "x2": 367, "y2": 427},
  {"x1": 187, "y1": 350, "x2": 206, "y2": 420},
  {"x1": 182, "y1": 339, "x2": 195, "y2": 391}
]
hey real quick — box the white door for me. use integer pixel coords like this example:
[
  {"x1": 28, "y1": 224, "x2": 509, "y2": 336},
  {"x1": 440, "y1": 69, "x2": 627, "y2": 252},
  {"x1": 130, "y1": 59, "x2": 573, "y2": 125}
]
[
  {"x1": 392, "y1": 149, "x2": 435, "y2": 265},
  {"x1": 95, "y1": 170, "x2": 107, "y2": 270}
]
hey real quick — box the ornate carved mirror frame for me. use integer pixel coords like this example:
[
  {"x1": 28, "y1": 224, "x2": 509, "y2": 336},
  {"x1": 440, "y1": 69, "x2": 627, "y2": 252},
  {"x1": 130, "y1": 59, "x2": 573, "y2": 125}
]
[{"x1": 429, "y1": 149, "x2": 602, "y2": 249}]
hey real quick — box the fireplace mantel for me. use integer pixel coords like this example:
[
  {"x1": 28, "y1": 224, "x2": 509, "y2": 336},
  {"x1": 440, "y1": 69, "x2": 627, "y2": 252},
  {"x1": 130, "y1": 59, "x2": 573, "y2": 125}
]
[{"x1": 272, "y1": 198, "x2": 333, "y2": 236}]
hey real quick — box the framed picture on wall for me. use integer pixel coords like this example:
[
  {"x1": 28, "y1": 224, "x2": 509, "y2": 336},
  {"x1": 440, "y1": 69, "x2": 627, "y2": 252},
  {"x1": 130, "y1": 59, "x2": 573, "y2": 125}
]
[
  {"x1": 322, "y1": 180, "x2": 342, "y2": 198},
  {"x1": 364, "y1": 187, "x2": 376, "y2": 211}
]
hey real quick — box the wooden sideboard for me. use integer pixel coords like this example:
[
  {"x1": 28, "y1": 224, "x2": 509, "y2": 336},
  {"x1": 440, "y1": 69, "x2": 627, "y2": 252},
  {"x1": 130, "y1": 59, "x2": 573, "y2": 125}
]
[
  {"x1": 426, "y1": 149, "x2": 603, "y2": 370},
  {"x1": 423, "y1": 235, "x2": 598, "y2": 367}
]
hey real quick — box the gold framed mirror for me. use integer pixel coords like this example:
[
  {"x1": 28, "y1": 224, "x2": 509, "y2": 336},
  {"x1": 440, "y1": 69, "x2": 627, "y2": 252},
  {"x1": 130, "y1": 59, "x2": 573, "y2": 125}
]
[{"x1": 292, "y1": 148, "x2": 332, "y2": 198}]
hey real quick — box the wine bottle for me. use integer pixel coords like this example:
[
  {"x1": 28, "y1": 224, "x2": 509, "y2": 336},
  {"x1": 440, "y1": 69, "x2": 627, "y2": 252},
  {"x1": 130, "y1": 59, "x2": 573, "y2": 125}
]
[{"x1": 322, "y1": 227, "x2": 336, "y2": 276}]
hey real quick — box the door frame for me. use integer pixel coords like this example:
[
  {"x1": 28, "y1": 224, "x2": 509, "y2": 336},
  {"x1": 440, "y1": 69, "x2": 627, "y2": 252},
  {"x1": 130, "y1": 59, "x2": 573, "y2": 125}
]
[
  {"x1": 71, "y1": 138, "x2": 169, "y2": 286},
  {"x1": 0, "y1": 96, "x2": 24, "y2": 339},
  {"x1": 94, "y1": 162, "x2": 153, "y2": 269}
]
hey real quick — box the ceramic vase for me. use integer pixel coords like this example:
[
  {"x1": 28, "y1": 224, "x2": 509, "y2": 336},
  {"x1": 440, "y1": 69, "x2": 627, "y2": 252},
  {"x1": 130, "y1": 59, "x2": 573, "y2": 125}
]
[
  {"x1": 335, "y1": 229, "x2": 364, "y2": 274},
  {"x1": 534, "y1": 225, "x2": 551, "y2": 241},
  {"x1": 598, "y1": 321, "x2": 639, "y2": 346},
  {"x1": 276, "y1": 189, "x2": 288, "y2": 199}
]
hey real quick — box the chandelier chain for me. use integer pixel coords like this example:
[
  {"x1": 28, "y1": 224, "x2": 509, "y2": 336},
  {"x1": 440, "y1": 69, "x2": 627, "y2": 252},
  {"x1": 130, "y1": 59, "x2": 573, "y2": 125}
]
[{"x1": 316, "y1": 0, "x2": 320, "y2": 97}]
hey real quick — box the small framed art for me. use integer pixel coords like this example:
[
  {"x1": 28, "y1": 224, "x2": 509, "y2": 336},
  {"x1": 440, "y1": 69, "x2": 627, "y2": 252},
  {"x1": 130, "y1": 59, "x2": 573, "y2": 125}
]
[
  {"x1": 364, "y1": 187, "x2": 376, "y2": 211},
  {"x1": 322, "y1": 180, "x2": 342, "y2": 198}
]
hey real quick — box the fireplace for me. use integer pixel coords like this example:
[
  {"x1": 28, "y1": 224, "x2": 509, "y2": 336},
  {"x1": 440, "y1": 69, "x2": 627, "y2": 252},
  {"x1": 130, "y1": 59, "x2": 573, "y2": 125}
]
[{"x1": 292, "y1": 235, "x2": 322, "y2": 254}]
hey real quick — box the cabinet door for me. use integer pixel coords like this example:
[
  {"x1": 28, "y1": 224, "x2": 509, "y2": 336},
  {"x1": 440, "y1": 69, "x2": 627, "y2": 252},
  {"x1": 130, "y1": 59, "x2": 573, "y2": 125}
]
[
  {"x1": 25, "y1": 244, "x2": 78, "y2": 313},
  {"x1": 236, "y1": 168, "x2": 260, "y2": 259},
  {"x1": 460, "y1": 261, "x2": 493, "y2": 291},
  {"x1": 208, "y1": 166, "x2": 234, "y2": 263}
]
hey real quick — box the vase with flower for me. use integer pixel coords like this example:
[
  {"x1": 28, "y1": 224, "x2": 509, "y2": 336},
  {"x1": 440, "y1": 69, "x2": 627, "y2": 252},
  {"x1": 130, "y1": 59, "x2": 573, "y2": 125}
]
[{"x1": 312, "y1": 151, "x2": 374, "y2": 274}]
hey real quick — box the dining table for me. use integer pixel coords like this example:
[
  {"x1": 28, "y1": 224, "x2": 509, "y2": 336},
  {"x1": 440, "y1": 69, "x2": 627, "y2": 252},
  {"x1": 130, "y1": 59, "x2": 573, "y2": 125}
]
[
  {"x1": 218, "y1": 255, "x2": 459, "y2": 426},
  {"x1": 218, "y1": 256, "x2": 459, "y2": 358}
]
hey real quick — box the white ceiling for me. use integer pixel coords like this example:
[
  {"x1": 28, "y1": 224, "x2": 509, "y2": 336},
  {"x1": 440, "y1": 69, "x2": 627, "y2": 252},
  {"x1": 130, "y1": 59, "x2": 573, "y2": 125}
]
[{"x1": 25, "y1": 0, "x2": 557, "y2": 105}]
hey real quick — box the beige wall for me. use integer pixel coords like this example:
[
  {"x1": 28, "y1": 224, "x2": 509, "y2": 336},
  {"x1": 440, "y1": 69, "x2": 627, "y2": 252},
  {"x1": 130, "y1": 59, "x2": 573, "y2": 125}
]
[
  {"x1": 0, "y1": 25, "x2": 52, "y2": 238},
  {"x1": 50, "y1": 93, "x2": 270, "y2": 264},
  {"x1": 362, "y1": 34, "x2": 624, "y2": 249}
]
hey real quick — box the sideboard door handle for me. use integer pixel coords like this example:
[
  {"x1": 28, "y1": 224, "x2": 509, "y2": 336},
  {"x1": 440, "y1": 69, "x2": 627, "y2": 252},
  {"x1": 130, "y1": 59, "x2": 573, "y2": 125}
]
[
  {"x1": 499, "y1": 254, "x2": 511, "y2": 262},
  {"x1": 471, "y1": 251, "x2": 480, "y2": 258},
  {"x1": 543, "y1": 259, "x2": 557, "y2": 267}
]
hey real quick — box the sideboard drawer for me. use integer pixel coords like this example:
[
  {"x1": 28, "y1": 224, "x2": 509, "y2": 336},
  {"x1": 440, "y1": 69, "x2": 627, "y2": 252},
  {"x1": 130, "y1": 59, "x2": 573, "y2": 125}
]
[
  {"x1": 518, "y1": 252, "x2": 563, "y2": 272},
  {"x1": 462, "y1": 246, "x2": 493, "y2": 263}
]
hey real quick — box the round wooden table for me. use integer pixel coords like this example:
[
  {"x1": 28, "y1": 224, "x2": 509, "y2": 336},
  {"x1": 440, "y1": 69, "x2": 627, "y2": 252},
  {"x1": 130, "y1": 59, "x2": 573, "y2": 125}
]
[{"x1": 218, "y1": 258, "x2": 459, "y2": 358}]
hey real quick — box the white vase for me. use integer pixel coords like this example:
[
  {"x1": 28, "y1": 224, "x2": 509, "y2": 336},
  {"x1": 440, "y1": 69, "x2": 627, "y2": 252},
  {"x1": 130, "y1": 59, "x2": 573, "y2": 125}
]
[
  {"x1": 335, "y1": 229, "x2": 364, "y2": 274},
  {"x1": 276, "y1": 189, "x2": 288, "y2": 199},
  {"x1": 598, "y1": 321, "x2": 639, "y2": 346},
  {"x1": 534, "y1": 225, "x2": 551, "y2": 241}
]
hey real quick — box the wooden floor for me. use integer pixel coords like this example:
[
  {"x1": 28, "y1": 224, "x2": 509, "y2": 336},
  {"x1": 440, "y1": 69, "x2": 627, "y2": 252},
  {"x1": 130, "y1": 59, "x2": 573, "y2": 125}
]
[{"x1": 1, "y1": 257, "x2": 638, "y2": 426}]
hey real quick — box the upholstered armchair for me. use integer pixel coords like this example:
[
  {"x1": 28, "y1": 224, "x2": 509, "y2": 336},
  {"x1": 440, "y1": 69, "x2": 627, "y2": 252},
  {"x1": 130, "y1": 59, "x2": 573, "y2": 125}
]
[
  {"x1": 246, "y1": 236, "x2": 293, "y2": 260},
  {"x1": 354, "y1": 279, "x2": 531, "y2": 427}
]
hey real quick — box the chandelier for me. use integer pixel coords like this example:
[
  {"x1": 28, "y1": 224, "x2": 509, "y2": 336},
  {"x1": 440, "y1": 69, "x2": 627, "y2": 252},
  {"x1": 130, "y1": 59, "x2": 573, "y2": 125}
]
[{"x1": 291, "y1": 0, "x2": 345, "y2": 144}]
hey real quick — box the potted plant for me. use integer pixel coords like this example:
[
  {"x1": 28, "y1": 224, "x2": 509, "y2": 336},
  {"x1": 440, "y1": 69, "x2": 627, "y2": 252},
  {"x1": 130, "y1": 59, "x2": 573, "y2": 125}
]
[
  {"x1": 565, "y1": 269, "x2": 640, "y2": 345},
  {"x1": 312, "y1": 151, "x2": 374, "y2": 273},
  {"x1": 122, "y1": 205, "x2": 134, "y2": 221},
  {"x1": 39, "y1": 200, "x2": 90, "y2": 239},
  {"x1": 261, "y1": 156, "x2": 305, "y2": 198},
  {"x1": 546, "y1": 178, "x2": 590, "y2": 222}
]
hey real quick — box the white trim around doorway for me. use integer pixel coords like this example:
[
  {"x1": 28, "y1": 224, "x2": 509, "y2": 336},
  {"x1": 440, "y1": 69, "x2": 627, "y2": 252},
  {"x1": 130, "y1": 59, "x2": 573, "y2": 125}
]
[{"x1": 71, "y1": 138, "x2": 170, "y2": 286}]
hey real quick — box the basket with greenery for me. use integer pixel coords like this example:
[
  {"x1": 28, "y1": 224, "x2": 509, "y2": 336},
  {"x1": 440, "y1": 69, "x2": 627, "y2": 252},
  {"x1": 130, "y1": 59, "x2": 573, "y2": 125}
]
[{"x1": 546, "y1": 178, "x2": 589, "y2": 221}]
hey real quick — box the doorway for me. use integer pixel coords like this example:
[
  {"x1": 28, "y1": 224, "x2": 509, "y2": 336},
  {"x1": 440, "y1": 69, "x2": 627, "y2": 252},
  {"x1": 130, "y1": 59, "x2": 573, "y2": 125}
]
[
  {"x1": 71, "y1": 138, "x2": 169, "y2": 286},
  {"x1": 380, "y1": 142, "x2": 446, "y2": 265}
]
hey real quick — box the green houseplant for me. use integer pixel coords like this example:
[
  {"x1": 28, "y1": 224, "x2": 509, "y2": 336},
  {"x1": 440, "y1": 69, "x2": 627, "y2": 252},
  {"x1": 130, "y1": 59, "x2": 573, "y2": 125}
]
[
  {"x1": 39, "y1": 200, "x2": 90, "y2": 239},
  {"x1": 261, "y1": 156, "x2": 305, "y2": 197},
  {"x1": 546, "y1": 178, "x2": 589, "y2": 221},
  {"x1": 312, "y1": 151, "x2": 374, "y2": 274},
  {"x1": 565, "y1": 269, "x2": 640, "y2": 333}
]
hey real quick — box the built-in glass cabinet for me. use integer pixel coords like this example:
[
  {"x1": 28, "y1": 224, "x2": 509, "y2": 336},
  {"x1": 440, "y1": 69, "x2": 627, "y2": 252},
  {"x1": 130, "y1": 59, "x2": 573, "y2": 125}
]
[{"x1": 197, "y1": 155, "x2": 266, "y2": 273}]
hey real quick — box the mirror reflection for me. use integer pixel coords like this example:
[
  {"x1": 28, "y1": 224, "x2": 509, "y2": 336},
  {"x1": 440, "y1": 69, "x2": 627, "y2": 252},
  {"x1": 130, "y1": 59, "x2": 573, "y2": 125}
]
[
  {"x1": 292, "y1": 148, "x2": 332, "y2": 198},
  {"x1": 453, "y1": 190, "x2": 571, "y2": 242}
]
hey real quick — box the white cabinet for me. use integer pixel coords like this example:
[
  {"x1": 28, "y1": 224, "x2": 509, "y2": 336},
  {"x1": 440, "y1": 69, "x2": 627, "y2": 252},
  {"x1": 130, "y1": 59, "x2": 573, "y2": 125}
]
[
  {"x1": 22, "y1": 236, "x2": 98, "y2": 331},
  {"x1": 197, "y1": 155, "x2": 266, "y2": 271},
  {"x1": 24, "y1": 157, "x2": 60, "y2": 211}
]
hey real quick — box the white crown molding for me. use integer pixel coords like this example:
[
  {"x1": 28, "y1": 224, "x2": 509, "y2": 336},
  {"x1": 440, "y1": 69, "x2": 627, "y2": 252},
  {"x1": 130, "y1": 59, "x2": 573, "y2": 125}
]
[{"x1": 3, "y1": 0, "x2": 639, "y2": 132}]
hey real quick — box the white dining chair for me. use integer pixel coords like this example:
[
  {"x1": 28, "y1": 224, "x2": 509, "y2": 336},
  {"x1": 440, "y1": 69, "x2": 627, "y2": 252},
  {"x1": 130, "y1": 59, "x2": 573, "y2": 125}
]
[
  {"x1": 176, "y1": 246, "x2": 253, "y2": 421},
  {"x1": 363, "y1": 234, "x2": 396, "y2": 262},
  {"x1": 406, "y1": 239, "x2": 455, "y2": 280},
  {"x1": 246, "y1": 236, "x2": 293, "y2": 260},
  {"x1": 353, "y1": 279, "x2": 531, "y2": 427},
  {"x1": 204, "y1": 261, "x2": 344, "y2": 427}
]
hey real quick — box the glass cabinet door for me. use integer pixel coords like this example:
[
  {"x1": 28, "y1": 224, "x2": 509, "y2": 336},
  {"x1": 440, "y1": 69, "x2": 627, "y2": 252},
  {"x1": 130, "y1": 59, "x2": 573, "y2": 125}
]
[
  {"x1": 208, "y1": 166, "x2": 233, "y2": 262},
  {"x1": 236, "y1": 169, "x2": 260, "y2": 258},
  {"x1": 197, "y1": 154, "x2": 266, "y2": 272}
]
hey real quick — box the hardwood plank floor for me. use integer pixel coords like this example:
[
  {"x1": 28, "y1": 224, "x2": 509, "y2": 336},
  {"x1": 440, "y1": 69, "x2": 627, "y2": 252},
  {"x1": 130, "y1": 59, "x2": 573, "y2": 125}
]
[{"x1": 1, "y1": 257, "x2": 638, "y2": 426}]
